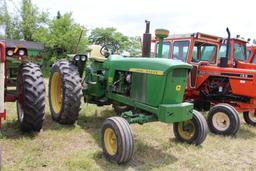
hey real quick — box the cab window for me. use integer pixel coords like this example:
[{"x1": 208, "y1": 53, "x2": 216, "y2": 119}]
[
  {"x1": 156, "y1": 42, "x2": 171, "y2": 58},
  {"x1": 172, "y1": 41, "x2": 189, "y2": 62},
  {"x1": 233, "y1": 43, "x2": 246, "y2": 61},
  {"x1": 247, "y1": 49, "x2": 251, "y2": 58},
  {"x1": 218, "y1": 45, "x2": 227, "y2": 59},
  {"x1": 192, "y1": 42, "x2": 217, "y2": 63},
  {"x1": 252, "y1": 55, "x2": 256, "y2": 64}
]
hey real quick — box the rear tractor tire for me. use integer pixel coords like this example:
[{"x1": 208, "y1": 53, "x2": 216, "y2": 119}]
[
  {"x1": 101, "y1": 116, "x2": 134, "y2": 164},
  {"x1": 207, "y1": 103, "x2": 240, "y2": 136},
  {"x1": 173, "y1": 110, "x2": 208, "y2": 145},
  {"x1": 49, "y1": 60, "x2": 82, "y2": 124},
  {"x1": 16, "y1": 62, "x2": 45, "y2": 132},
  {"x1": 243, "y1": 111, "x2": 256, "y2": 126}
]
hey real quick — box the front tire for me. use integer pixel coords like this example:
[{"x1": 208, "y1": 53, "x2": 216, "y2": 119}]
[
  {"x1": 173, "y1": 110, "x2": 208, "y2": 145},
  {"x1": 101, "y1": 116, "x2": 134, "y2": 164},
  {"x1": 49, "y1": 60, "x2": 82, "y2": 124},
  {"x1": 16, "y1": 62, "x2": 45, "y2": 132},
  {"x1": 207, "y1": 103, "x2": 240, "y2": 135},
  {"x1": 243, "y1": 111, "x2": 256, "y2": 126}
]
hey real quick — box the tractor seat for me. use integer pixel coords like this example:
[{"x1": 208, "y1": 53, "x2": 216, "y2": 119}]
[{"x1": 89, "y1": 45, "x2": 107, "y2": 62}]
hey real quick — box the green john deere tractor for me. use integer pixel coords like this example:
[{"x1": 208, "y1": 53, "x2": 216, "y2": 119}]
[{"x1": 48, "y1": 23, "x2": 208, "y2": 163}]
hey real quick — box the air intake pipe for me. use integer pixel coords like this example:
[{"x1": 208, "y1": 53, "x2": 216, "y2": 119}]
[{"x1": 155, "y1": 29, "x2": 169, "y2": 58}]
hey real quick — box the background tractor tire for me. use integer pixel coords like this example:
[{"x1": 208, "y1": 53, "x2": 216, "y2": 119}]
[
  {"x1": 207, "y1": 103, "x2": 240, "y2": 136},
  {"x1": 16, "y1": 62, "x2": 45, "y2": 132},
  {"x1": 243, "y1": 111, "x2": 256, "y2": 126},
  {"x1": 49, "y1": 60, "x2": 82, "y2": 124},
  {"x1": 173, "y1": 110, "x2": 208, "y2": 145},
  {"x1": 101, "y1": 116, "x2": 134, "y2": 164}
]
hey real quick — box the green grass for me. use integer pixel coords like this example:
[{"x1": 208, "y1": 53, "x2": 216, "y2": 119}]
[{"x1": 1, "y1": 79, "x2": 256, "y2": 170}]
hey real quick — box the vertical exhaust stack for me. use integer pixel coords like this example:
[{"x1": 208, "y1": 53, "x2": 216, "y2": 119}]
[
  {"x1": 142, "y1": 20, "x2": 152, "y2": 57},
  {"x1": 220, "y1": 27, "x2": 230, "y2": 67},
  {"x1": 155, "y1": 29, "x2": 169, "y2": 58},
  {"x1": 226, "y1": 27, "x2": 231, "y2": 60}
]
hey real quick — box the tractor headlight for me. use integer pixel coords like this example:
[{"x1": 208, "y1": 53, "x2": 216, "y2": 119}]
[
  {"x1": 80, "y1": 55, "x2": 86, "y2": 61},
  {"x1": 7, "y1": 49, "x2": 14, "y2": 56},
  {"x1": 18, "y1": 49, "x2": 25, "y2": 56},
  {"x1": 74, "y1": 55, "x2": 80, "y2": 61}
]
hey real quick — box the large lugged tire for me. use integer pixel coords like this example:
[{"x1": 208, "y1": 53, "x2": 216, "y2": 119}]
[
  {"x1": 101, "y1": 116, "x2": 134, "y2": 164},
  {"x1": 16, "y1": 62, "x2": 45, "y2": 132},
  {"x1": 173, "y1": 110, "x2": 208, "y2": 145},
  {"x1": 49, "y1": 60, "x2": 82, "y2": 124},
  {"x1": 207, "y1": 103, "x2": 240, "y2": 135},
  {"x1": 243, "y1": 111, "x2": 256, "y2": 126}
]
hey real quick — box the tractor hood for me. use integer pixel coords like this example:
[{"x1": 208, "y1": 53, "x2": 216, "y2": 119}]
[{"x1": 104, "y1": 55, "x2": 192, "y2": 75}]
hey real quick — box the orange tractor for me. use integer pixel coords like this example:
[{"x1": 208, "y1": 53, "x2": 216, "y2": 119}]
[{"x1": 152, "y1": 28, "x2": 256, "y2": 135}]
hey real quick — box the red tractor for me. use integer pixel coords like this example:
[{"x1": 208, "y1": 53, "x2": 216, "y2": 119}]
[
  {"x1": 0, "y1": 41, "x2": 45, "y2": 132},
  {"x1": 152, "y1": 28, "x2": 256, "y2": 136}
]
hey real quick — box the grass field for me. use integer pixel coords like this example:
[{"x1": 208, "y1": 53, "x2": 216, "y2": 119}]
[{"x1": 1, "y1": 80, "x2": 256, "y2": 171}]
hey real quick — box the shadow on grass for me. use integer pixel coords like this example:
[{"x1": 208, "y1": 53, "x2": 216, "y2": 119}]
[
  {"x1": 236, "y1": 125, "x2": 256, "y2": 139},
  {"x1": 206, "y1": 125, "x2": 256, "y2": 140},
  {"x1": 72, "y1": 108, "x2": 178, "y2": 170},
  {"x1": 90, "y1": 138, "x2": 178, "y2": 170},
  {"x1": 42, "y1": 114, "x2": 76, "y2": 131},
  {"x1": 76, "y1": 108, "x2": 114, "y2": 146},
  {"x1": 0, "y1": 119, "x2": 38, "y2": 140},
  {"x1": 0, "y1": 112, "x2": 77, "y2": 140}
]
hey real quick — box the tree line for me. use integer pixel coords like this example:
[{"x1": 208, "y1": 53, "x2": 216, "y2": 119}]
[{"x1": 0, "y1": 0, "x2": 142, "y2": 63}]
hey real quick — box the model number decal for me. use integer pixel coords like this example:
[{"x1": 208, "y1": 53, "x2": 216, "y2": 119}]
[
  {"x1": 199, "y1": 71, "x2": 253, "y2": 79},
  {"x1": 129, "y1": 68, "x2": 164, "y2": 75}
]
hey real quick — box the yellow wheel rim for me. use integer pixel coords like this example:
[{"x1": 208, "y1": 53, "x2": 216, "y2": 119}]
[
  {"x1": 104, "y1": 128, "x2": 117, "y2": 155},
  {"x1": 50, "y1": 72, "x2": 62, "y2": 113},
  {"x1": 178, "y1": 120, "x2": 196, "y2": 140}
]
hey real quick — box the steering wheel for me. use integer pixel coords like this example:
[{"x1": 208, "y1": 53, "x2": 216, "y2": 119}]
[
  {"x1": 100, "y1": 45, "x2": 110, "y2": 57},
  {"x1": 100, "y1": 43, "x2": 120, "y2": 57}
]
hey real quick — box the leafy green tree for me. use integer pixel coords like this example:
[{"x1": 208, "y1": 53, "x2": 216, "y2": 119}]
[
  {"x1": 20, "y1": 0, "x2": 49, "y2": 41},
  {"x1": 125, "y1": 36, "x2": 142, "y2": 56},
  {"x1": 42, "y1": 12, "x2": 88, "y2": 61},
  {"x1": 89, "y1": 27, "x2": 128, "y2": 50},
  {"x1": 0, "y1": 0, "x2": 20, "y2": 39}
]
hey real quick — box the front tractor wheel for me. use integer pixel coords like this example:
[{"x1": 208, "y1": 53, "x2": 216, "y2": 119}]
[
  {"x1": 49, "y1": 60, "x2": 82, "y2": 124},
  {"x1": 17, "y1": 62, "x2": 45, "y2": 132},
  {"x1": 101, "y1": 117, "x2": 134, "y2": 164},
  {"x1": 173, "y1": 110, "x2": 208, "y2": 145},
  {"x1": 243, "y1": 111, "x2": 256, "y2": 126},
  {"x1": 207, "y1": 103, "x2": 240, "y2": 136}
]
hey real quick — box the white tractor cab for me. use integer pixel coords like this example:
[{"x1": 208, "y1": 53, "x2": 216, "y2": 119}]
[
  {"x1": 88, "y1": 44, "x2": 130, "y2": 61},
  {"x1": 88, "y1": 45, "x2": 107, "y2": 62}
]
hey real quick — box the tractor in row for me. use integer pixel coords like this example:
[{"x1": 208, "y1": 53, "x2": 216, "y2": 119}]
[
  {"x1": 48, "y1": 22, "x2": 208, "y2": 164},
  {"x1": 153, "y1": 28, "x2": 256, "y2": 136},
  {"x1": 0, "y1": 41, "x2": 45, "y2": 132}
]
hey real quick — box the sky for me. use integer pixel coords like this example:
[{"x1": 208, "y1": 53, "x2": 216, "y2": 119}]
[{"x1": 6, "y1": 0, "x2": 256, "y2": 40}]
